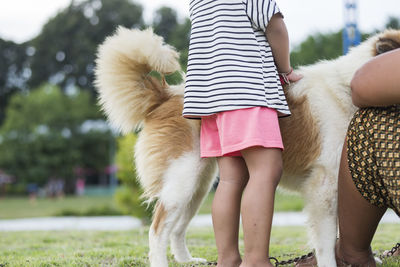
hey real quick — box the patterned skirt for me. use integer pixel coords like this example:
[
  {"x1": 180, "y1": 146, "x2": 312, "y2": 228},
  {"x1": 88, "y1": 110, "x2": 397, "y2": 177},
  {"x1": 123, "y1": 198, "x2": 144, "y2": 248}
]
[{"x1": 347, "y1": 105, "x2": 400, "y2": 216}]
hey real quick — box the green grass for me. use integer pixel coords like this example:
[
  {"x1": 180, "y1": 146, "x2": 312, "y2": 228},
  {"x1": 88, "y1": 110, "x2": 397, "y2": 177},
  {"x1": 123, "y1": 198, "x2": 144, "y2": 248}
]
[
  {"x1": 0, "y1": 224, "x2": 399, "y2": 266},
  {"x1": 0, "y1": 189, "x2": 303, "y2": 220},
  {"x1": 0, "y1": 195, "x2": 121, "y2": 219},
  {"x1": 0, "y1": 193, "x2": 397, "y2": 266}
]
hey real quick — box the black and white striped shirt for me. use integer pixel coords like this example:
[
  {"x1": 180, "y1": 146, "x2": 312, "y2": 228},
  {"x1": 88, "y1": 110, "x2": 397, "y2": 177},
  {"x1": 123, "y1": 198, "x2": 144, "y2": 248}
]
[{"x1": 183, "y1": 0, "x2": 290, "y2": 118}]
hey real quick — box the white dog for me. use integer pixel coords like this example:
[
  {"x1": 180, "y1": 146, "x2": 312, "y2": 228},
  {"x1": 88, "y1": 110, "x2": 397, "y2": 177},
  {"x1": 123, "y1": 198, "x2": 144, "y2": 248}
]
[{"x1": 95, "y1": 27, "x2": 400, "y2": 267}]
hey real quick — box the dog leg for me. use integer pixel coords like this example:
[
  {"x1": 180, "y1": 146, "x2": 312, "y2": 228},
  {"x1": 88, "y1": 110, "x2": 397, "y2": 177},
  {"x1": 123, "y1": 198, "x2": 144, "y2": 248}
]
[
  {"x1": 149, "y1": 201, "x2": 181, "y2": 267},
  {"x1": 169, "y1": 188, "x2": 209, "y2": 263},
  {"x1": 170, "y1": 161, "x2": 216, "y2": 262},
  {"x1": 149, "y1": 197, "x2": 203, "y2": 267},
  {"x1": 149, "y1": 155, "x2": 216, "y2": 266},
  {"x1": 302, "y1": 166, "x2": 338, "y2": 267}
]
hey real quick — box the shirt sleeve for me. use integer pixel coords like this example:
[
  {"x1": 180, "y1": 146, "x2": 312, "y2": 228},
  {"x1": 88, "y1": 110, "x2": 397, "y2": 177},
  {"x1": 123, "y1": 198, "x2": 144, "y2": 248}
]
[{"x1": 244, "y1": 0, "x2": 283, "y2": 32}]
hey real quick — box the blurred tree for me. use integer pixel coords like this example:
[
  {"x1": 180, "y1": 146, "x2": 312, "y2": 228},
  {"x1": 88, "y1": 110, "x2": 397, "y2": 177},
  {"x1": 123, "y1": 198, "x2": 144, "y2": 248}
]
[
  {"x1": 114, "y1": 133, "x2": 152, "y2": 223},
  {"x1": 290, "y1": 31, "x2": 343, "y2": 68},
  {"x1": 0, "y1": 39, "x2": 29, "y2": 124},
  {"x1": 27, "y1": 0, "x2": 145, "y2": 96},
  {"x1": 153, "y1": 7, "x2": 178, "y2": 43},
  {"x1": 0, "y1": 85, "x2": 113, "y2": 190},
  {"x1": 290, "y1": 29, "x2": 373, "y2": 68},
  {"x1": 169, "y1": 18, "x2": 191, "y2": 69},
  {"x1": 385, "y1": 16, "x2": 400, "y2": 29},
  {"x1": 114, "y1": 134, "x2": 137, "y2": 186},
  {"x1": 152, "y1": 7, "x2": 191, "y2": 69}
]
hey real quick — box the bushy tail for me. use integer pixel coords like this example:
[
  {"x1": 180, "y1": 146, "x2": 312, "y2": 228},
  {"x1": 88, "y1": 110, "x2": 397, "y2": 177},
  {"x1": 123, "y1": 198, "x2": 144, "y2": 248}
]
[{"x1": 95, "y1": 27, "x2": 181, "y2": 134}]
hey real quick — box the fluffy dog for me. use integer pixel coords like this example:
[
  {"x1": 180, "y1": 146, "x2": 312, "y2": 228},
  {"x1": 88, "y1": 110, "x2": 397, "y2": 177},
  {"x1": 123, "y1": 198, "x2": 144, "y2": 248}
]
[{"x1": 95, "y1": 27, "x2": 400, "y2": 267}]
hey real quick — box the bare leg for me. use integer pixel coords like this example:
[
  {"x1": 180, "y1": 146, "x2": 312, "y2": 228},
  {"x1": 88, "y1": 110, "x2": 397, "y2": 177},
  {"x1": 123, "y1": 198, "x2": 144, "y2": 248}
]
[
  {"x1": 337, "y1": 138, "x2": 387, "y2": 266},
  {"x1": 213, "y1": 156, "x2": 249, "y2": 267},
  {"x1": 240, "y1": 147, "x2": 282, "y2": 267}
]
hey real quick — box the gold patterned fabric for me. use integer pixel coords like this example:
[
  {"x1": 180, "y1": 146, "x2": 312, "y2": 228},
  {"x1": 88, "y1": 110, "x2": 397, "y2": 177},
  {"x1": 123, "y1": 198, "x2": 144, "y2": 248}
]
[{"x1": 347, "y1": 105, "x2": 400, "y2": 216}]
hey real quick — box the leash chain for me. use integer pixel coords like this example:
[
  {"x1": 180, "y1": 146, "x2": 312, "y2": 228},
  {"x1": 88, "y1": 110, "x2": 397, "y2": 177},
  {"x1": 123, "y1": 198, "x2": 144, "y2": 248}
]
[
  {"x1": 200, "y1": 242, "x2": 400, "y2": 266},
  {"x1": 270, "y1": 242, "x2": 400, "y2": 266},
  {"x1": 380, "y1": 242, "x2": 400, "y2": 259},
  {"x1": 201, "y1": 252, "x2": 315, "y2": 266},
  {"x1": 270, "y1": 252, "x2": 314, "y2": 266}
]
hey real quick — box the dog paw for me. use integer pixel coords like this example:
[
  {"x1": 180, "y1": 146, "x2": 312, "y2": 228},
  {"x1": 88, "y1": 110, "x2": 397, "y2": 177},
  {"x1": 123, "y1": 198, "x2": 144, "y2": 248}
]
[
  {"x1": 374, "y1": 256, "x2": 383, "y2": 265},
  {"x1": 174, "y1": 256, "x2": 207, "y2": 263},
  {"x1": 190, "y1": 257, "x2": 207, "y2": 263}
]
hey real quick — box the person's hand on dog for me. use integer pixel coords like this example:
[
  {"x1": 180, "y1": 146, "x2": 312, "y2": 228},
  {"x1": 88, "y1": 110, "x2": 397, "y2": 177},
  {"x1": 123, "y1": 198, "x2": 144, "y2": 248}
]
[
  {"x1": 279, "y1": 68, "x2": 303, "y2": 85},
  {"x1": 287, "y1": 70, "x2": 303, "y2": 83}
]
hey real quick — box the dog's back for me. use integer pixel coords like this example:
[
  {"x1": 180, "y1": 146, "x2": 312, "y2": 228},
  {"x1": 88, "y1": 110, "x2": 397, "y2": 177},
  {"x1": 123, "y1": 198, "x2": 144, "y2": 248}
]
[
  {"x1": 280, "y1": 30, "x2": 400, "y2": 190},
  {"x1": 277, "y1": 30, "x2": 400, "y2": 266}
]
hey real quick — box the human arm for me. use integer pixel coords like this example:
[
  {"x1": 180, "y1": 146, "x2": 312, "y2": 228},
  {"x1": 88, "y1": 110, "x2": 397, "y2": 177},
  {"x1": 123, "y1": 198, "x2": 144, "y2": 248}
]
[
  {"x1": 265, "y1": 13, "x2": 290, "y2": 73},
  {"x1": 350, "y1": 48, "x2": 400, "y2": 107},
  {"x1": 265, "y1": 14, "x2": 302, "y2": 83}
]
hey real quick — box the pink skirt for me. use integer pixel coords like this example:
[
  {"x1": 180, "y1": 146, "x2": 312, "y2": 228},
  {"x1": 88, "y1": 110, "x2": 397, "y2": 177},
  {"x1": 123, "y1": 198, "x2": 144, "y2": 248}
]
[{"x1": 200, "y1": 107, "x2": 284, "y2": 158}]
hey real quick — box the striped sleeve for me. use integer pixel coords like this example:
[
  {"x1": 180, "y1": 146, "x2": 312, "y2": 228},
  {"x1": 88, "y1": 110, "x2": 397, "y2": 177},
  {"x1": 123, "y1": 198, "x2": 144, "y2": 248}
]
[{"x1": 244, "y1": 0, "x2": 282, "y2": 32}]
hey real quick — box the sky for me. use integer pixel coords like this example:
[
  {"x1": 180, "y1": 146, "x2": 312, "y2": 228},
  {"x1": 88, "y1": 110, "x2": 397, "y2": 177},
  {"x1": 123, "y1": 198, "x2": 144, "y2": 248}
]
[{"x1": 0, "y1": 0, "x2": 399, "y2": 46}]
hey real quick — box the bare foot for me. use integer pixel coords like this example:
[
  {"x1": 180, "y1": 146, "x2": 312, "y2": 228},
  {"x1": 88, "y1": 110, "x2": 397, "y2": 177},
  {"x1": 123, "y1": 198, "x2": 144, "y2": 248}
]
[
  {"x1": 217, "y1": 258, "x2": 241, "y2": 267},
  {"x1": 383, "y1": 243, "x2": 400, "y2": 257},
  {"x1": 295, "y1": 243, "x2": 378, "y2": 267},
  {"x1": 336, "y1": 242, "x2": 377, "y2": 267},
  {"x1": 239, "y1": 258, "x2": 275, "y2": 267},
  {"x1": 294, "y1": 254, "x2": 317, "y2": 267},
  {"x1": 239, "y1": 262, "x2": 274, "y2": 267}
]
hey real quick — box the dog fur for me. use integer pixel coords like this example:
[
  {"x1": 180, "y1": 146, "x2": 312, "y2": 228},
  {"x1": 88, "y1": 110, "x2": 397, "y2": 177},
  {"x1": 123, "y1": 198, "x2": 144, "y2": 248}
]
[{"x1": 95, "y1": 27, "x2": 400, "y2": 267}]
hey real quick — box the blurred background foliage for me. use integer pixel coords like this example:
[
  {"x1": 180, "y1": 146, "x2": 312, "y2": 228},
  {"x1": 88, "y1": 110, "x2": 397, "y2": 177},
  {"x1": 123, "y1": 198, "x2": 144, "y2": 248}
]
[
  {"x1": 114, "y1": 133, "x2": 152, "y2": 222},
  {"x1": 0, "y1": 0, "x2": 398, "y2": 220},
  {"x1": 0, "y1": 85, "x2": 110, "y2": 188}
]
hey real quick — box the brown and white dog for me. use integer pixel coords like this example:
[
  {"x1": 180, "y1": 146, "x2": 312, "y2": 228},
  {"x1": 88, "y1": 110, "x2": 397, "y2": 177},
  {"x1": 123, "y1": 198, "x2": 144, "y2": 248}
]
[{"x1": 95, "y1": 27, "x2": 400, "y2": 267}]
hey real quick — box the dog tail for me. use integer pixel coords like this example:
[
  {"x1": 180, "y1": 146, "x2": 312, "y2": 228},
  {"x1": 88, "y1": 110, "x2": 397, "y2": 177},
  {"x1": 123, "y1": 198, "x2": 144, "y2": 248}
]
[{"x1": 95, "y1": 27, "x2": 181, "y2": 134}]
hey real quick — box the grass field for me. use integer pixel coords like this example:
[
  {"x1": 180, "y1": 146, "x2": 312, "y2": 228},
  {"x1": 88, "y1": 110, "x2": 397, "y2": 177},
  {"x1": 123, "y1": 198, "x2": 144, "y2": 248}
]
[
  {"x1": 0, "y1": 189, "x2": 304, "y2": 219},
  {"x1": 0, "y1": 224, "x2": 399, "y2": 266},
  {"x1": 0, "y1": 195, "x2": 121, "y2": 219},
  {"x1": 0, "y1": 191, "x2": 399, "y2": 266}
]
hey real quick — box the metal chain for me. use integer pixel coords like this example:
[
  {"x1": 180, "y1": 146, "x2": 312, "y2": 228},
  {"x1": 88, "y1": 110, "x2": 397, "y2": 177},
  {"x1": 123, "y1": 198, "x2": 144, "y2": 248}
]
[
  {"x1": 190, "y1": 262, "x2": 217, "y2": 266},
  {"x1": 190, "y1": 243, "x2": 400, "y2": 266},
  {"x1": 199, "y1": 252, "x2": 315, "y2": 267},
  {"x1": 272, "y1": 252, "x2": 315, "y2": 266},
  {"x1": 269, "y1": 242, "x2": 400, "y2": 266},
  {"x1": 271, "y1": 243, "x2": 400, "y2": 266},
  {"x1": 380, "y1": 242, "x2": 400, "y2": 259}
]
